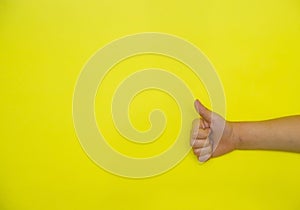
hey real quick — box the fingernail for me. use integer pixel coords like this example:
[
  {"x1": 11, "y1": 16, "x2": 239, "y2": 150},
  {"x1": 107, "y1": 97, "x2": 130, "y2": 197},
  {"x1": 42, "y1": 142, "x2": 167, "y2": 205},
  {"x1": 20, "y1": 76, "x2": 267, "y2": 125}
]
[{"x1": 194, "y1": 100, "x2": 200, "y2": 113}]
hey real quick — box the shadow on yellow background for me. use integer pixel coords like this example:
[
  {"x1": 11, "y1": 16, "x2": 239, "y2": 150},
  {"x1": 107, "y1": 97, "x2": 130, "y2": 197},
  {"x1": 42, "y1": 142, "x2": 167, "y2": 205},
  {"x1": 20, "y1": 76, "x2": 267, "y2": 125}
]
[{"x1": 1, "y1": 0, "x2": 300, "y2": 209}]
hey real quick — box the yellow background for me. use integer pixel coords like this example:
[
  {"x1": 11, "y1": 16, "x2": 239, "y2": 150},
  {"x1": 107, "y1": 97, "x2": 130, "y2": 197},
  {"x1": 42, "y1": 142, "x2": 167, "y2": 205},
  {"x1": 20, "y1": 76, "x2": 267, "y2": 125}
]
[{"x1": 1, "y1": 0, "x2": 300, "y2": 209}]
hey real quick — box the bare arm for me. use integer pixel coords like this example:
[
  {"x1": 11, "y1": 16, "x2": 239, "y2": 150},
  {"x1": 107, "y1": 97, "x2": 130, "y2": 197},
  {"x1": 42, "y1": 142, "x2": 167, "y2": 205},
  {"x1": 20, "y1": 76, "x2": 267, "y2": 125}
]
[
  {"x1": 190, "y1": 99, "x2": 300, "y2": 162},
  {"x1": 233, "y1": 116, "x2": 300, "y2": 153}
]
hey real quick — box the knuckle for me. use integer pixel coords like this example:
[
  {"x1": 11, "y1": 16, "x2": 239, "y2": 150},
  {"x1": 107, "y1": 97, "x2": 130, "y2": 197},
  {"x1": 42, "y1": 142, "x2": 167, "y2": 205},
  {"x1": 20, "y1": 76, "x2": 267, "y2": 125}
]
[
  {"x1": 203, "y1": 139, "x2": 210, "y2": 147},
  {"x1": 193, "y1": 148, "x2": 200, "y2": 155}
]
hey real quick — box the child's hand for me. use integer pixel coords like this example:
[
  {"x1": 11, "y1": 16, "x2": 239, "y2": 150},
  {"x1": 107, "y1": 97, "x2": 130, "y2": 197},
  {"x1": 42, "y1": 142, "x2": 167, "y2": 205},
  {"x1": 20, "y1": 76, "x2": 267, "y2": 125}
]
[{"x1": 190, "y1": 99, "x2": 237, "y2": 162}]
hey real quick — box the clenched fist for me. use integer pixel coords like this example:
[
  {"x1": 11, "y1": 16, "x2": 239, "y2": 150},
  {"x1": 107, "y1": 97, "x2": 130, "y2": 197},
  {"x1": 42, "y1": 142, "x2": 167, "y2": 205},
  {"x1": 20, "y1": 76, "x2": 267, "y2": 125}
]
[{"x1": 190, "y1": 99, "x2": 237, "y2": 162}]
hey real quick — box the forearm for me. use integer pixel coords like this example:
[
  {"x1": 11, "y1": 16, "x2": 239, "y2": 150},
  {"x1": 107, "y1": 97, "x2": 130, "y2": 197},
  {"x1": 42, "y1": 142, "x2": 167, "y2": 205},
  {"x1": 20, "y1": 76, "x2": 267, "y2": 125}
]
[{"x1": 232, "y1": 116, "x2": 300, "y2": 153}]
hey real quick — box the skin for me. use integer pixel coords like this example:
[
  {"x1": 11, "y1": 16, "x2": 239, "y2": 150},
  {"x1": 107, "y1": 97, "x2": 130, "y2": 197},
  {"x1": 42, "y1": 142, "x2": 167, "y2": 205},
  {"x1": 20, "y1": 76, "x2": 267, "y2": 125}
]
[{"x1": 191, "y1": 99, "x2": 300, "y2": 162}]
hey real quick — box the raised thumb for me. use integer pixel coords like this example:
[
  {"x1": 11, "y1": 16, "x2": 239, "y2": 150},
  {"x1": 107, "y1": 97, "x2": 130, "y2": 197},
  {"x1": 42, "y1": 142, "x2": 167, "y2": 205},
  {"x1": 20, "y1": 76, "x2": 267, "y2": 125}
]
[{"x1": 194, "y1": 99, "x2": 212, "y2": 123}]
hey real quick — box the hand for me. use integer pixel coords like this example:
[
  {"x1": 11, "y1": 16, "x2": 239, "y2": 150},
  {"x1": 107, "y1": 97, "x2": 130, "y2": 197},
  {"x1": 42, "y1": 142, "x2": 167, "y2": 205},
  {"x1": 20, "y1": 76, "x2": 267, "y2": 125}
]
[{"x1": 190, "y1": 99, "x2": 238, "y2": 162}]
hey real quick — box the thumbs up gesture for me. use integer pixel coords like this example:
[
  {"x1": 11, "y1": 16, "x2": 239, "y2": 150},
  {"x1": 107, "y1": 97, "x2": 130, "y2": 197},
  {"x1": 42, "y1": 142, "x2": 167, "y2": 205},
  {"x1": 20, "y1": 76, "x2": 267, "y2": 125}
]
[{"x1": 191, "y1": 99, "x2": 237, "y2": 162}]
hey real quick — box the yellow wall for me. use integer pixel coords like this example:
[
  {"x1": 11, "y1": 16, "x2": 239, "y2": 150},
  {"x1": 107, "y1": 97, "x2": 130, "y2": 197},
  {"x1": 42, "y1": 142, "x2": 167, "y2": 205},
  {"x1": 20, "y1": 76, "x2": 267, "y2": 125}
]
[{"x1": 1, "y1": 0, "x2": 300, "y2": 209}]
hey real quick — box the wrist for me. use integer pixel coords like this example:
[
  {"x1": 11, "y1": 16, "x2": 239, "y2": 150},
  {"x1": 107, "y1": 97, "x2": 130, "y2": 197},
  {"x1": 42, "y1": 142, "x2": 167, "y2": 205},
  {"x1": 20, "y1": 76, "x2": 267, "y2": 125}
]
[{"x1": 229, "y1": 122, "x2": 242, "y2": 150}]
